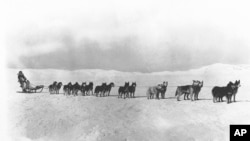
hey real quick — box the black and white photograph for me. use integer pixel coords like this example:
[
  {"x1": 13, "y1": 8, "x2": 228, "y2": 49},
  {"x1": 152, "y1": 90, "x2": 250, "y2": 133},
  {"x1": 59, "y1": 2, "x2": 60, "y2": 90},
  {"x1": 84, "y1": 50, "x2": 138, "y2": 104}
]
[{"x1": 1, "y1": 0, "x2": 250, "y2": 140}]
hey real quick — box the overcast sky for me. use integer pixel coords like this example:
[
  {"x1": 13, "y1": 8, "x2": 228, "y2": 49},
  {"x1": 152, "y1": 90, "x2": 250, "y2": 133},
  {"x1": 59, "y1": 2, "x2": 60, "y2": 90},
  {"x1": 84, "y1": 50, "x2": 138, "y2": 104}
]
[{"x1": 4, "y1": 0, "x2": 250, "y2": 72}]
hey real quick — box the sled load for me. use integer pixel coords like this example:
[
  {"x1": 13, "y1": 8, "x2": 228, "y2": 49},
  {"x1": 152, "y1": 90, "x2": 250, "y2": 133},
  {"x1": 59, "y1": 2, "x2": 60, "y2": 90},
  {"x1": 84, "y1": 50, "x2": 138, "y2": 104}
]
[{"x1": 17, "y1": 71, "x2": 44, "y2": 93}]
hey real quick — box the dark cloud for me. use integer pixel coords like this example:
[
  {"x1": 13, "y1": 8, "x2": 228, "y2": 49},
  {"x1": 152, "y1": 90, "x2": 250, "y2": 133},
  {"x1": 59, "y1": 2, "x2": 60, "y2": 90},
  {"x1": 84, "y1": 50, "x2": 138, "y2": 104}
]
[
  {"x1": 5, "y1": 0, "x2": 250, "y2": 72},
  {"x1": 8, "y1": 26, "x2": 250, "y2": 73},
  {"x1": 15, "y1": 37, "x2": 248, "y2": 73},
  {"x1": 18, "y1": 37, "x2": 150, "y2": 72}
]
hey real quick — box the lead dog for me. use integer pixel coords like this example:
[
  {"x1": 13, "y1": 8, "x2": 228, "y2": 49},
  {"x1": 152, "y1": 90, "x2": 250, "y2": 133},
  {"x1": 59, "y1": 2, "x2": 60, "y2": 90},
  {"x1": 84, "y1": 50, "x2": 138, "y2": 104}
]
[{"x1": 212, "y1": 81, "x2": 235, "y2": 104}]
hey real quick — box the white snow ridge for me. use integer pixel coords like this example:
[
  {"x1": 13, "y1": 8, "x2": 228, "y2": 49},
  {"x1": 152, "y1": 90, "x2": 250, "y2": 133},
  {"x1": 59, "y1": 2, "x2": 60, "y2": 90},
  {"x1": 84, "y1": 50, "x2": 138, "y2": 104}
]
[{"x1": 5, "y1": 64, "x2": 250, "y2": 141}]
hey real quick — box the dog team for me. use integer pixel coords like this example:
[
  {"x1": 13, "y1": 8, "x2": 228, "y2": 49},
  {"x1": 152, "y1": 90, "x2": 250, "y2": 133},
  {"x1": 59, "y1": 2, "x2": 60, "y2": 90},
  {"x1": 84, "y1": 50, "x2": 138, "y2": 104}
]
[{"x1": 48, "y1": 80, "x2": 240, "y2": 104}]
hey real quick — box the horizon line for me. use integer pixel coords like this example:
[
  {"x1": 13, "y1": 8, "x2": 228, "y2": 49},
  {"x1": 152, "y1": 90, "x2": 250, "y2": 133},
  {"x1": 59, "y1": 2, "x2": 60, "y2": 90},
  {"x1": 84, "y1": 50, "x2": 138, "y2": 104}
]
[{"x1": 6, "y1": 63, "x2": 250, "y2": 74}]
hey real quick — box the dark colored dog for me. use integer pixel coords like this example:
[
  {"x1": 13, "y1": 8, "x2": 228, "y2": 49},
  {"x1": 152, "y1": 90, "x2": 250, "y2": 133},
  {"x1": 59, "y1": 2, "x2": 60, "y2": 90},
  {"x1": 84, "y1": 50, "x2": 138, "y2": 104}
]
[
  {"x1": 104, "y1": 82, "x2": 115, "y2": 96},
  {"x1": 49, "y1": 81, "x2": 57, "y2": 94},
  {"x1": 85, "y1": 82, "x2": 94, "y2": 95},
  {"x1": 95, "y1": 83, "x2": 107, "y2": 97},
  {"x1": 118, "y1": 82, "x2": 130, "y2": 99},
  {"x1": 72, "y1": 82, "x2": 80, "y2": 96},
  {"x1": 212, "y1": 81, "x2": 236, "y2": 104},
  {"x1": 80, "y1": 82, "x2": 87, "y2": 96},
  {"x1": 128, "y1": 82, "x2": 137, "y2": 98},
  {"x1": 63, "y1": 82, "x2": 73, "y2": 96},
  {"x1": 55, "y1": 82, "x2": 62, "y2": 94}
]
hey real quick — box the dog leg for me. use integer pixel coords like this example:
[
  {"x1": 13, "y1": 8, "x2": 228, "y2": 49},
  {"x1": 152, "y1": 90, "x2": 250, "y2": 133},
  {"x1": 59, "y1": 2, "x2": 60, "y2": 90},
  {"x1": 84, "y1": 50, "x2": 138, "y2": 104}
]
[
  {"x1": 213, "y1": 96, "x2": 216, "y2": 103},
  {"x1": 233, "y1": 94, "x2": 236, "y2": 102}
]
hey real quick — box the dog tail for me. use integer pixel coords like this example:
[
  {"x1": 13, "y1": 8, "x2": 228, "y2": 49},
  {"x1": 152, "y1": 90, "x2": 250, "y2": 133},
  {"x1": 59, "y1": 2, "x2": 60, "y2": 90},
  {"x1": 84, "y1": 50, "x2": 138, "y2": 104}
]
[
  {"x1": 211, "y1": 87, "x2": 216, "y2": 97},
  {"x1": 146, "y1": 88, "x2": 150, "y2": 99},
  {"x1": 175, "y1": 87, "x2": 179, "y2": 96}
]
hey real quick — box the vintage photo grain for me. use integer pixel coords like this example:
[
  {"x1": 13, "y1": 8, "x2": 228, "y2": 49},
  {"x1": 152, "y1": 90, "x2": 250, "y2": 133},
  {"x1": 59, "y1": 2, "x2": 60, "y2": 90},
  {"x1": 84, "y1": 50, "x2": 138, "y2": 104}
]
[{"x1": 2, "y1": 0, "x2": 250, "y2": 141}]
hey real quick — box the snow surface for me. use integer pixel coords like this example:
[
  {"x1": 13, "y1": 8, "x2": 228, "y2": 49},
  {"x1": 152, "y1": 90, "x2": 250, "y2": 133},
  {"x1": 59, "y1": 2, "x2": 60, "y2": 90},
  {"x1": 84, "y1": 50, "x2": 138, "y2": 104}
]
[{"x1": 5, "y1": 64, "x2": 250, "y2": 141}]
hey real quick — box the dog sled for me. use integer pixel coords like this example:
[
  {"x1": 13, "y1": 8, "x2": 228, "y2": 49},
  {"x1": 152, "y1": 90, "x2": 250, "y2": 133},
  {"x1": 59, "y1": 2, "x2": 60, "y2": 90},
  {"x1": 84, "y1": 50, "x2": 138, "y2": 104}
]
[
  {"x1": 17, "y1": 71, "x2": 44, "y2": 93},
  {"x1": 18, "y1": 80, "x2": 44, "y2": 93}
]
